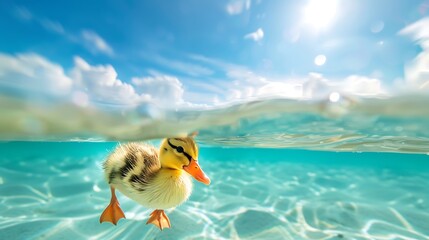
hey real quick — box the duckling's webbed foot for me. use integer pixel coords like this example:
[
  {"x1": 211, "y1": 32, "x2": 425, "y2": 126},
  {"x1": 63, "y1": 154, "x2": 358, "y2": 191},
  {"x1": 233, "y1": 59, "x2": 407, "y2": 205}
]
[
  {"x1": 99, "y1": 186, "x2": 126, "y2": 225},
  {"x1": 146, "y1": 209, "x2": 171, "y2": 230}
]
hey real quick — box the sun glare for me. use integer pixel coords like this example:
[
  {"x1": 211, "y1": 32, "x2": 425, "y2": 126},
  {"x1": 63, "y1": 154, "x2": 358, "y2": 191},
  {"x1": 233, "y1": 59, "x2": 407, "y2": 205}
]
[{"x1": 303, "y1": 0, "x2": 338, "y2": 31}]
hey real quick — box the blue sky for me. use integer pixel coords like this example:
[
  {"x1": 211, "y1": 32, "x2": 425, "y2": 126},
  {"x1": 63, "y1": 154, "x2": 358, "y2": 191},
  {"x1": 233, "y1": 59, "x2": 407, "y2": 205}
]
[{"x1": 1, "y1": 0, "x2": 429, "y2": 108}]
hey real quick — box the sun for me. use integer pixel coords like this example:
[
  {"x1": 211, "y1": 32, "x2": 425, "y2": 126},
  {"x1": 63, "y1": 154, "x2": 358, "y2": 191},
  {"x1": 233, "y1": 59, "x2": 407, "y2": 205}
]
[{"x1": 303, "y1": 0, "x2": 338, "y2": 31}]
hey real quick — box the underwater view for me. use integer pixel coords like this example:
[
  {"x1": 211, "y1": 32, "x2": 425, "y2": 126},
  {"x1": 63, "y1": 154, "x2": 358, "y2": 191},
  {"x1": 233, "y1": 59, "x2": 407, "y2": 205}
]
[{"x1": 1, "y1": 0, "x2": 429, "y2": 239}]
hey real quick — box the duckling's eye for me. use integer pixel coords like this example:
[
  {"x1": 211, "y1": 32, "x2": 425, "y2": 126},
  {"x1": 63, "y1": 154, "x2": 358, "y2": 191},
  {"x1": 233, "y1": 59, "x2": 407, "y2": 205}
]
[{"x1": 176, "y1": 146, "x2": 184, "y2": 153}]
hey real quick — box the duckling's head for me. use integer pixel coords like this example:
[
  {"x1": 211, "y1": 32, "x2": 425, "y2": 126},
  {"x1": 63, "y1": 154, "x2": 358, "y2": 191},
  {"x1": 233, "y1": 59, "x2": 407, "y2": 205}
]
[{"x1": 159, "y1": 137, "x2": 210, "y2": 185}]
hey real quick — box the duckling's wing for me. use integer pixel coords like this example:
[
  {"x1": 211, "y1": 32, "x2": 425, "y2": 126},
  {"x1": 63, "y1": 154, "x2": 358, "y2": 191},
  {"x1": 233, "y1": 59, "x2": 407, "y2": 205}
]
[{"x1": 103, "y1": 143, "x2": 161, "y2": 191}]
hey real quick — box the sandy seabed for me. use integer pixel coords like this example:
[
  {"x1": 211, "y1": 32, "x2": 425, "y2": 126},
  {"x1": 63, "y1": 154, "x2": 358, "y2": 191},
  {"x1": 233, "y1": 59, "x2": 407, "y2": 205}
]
[{"x1": 0, "y1": 146, "x2": 428, "y2": 240}]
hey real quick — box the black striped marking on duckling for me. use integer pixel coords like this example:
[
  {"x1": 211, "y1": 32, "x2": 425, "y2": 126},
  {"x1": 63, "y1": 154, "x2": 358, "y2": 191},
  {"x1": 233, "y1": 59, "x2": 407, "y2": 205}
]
[
  {"x1": 127, "y1": 148, "x2": 160, "y2": 192},
  {"x1": 168, "y1": 139, "x2": 193, "y2": 161},
  {"x1": 129, "y1": 174, "x2": 147, "y2": 191},
  {"x1": 119, "y1": 152, "x2": 137, "y2": 178},
  {"x1": 172, "y1": 137, "x2": 197, "y2": 158},
  {"x1": 129, "y1": 170, "x2": 156, "y2": 192}
]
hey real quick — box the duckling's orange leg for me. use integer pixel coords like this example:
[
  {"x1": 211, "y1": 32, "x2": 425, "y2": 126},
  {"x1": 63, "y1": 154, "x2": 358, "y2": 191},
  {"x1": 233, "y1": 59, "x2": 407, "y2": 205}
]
[
  {"x1": 146, "y1": 209, "x2": 171, "y2": 230},
  {"x1": 99, "y1": 186, "x2": 126, "y2": 225}
]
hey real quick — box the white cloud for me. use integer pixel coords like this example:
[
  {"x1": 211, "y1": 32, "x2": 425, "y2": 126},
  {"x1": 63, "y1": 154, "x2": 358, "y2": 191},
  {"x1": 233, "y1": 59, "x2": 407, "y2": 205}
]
[
  {"x1": 0, "y1": 52, "x2": 190, "y2": 107},
  {"x1": 399, "y1": 17, "x2": 429, "y2": 90},
  {"x1": 0, "y1": 53, "x2": 72, "y2": 95},
  {"x1": 232, "y1": 81, "x2": 303, "y2": 100},
  {"x1": 226, "y1": 0, "x2": 251, "y2": 15},
  {"x1": 12, "y1": 7, "x2": 114, "y2": 57},
  {"x1": 257, "y1": 82, "x2": 303, "y2": 98},
  {"x1": 147, "y1": 54, "x2": 214, "y2": 77},
  {"x1": 225, "y1": 68, "x2": 387, "y2": 102},
  {"x1": 226, "y1": 70, "x2": 302, "y2": 100},
  {"x1": 81, "y1": 30, "x2": 114, "y2": 56},
  {"x1": 404, "y1": 53, "x2": 429, "y2": 90},
  {"x1": 14, "y1": 6, "x2": 32, "y2": 21},
  {"x1": 40, "y1": 19, "x2": 65, "y2": 34},
  {"x1": 14, "y1": 7, "x2": 64, "y2": 35},
  {"x1": 399, "y1": 17, "x2": 429, "y2": 50},
  {"x1": 341, "y1": 75, "x2": 383, "y2": 96},
  {"x1": 70, "y1": 57, "x2": 141, "y2": 105},
  {"x1": 132, "y1": 75, "x2": 184, "y2": 107},
  {"x1": 188, "y1": 54, "x2": 233, "y2": 69},
  {"x1": 244, "y1": 28, "x2": 264, "y2": 42},
  {"x1": 301, "y1": 73, "x2": 385, "y2": 98}
]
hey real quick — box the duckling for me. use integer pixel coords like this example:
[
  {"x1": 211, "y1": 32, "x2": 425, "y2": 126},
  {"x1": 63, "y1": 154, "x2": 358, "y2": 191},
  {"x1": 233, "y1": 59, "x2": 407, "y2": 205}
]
[{"x1": 99, "y1": 137, "x2": 210, "y2": 230}]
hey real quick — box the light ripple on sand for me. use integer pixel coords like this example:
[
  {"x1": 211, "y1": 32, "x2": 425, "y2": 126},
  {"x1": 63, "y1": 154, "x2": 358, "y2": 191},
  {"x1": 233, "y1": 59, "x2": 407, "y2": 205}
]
[{"x1": 0, "y1": 147, "x2": 428, "y2": 240}]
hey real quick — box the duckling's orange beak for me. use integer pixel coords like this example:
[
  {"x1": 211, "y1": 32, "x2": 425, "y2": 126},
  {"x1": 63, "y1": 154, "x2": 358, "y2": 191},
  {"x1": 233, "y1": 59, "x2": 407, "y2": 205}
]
[{"x1": 183, "y1": 159, "x2": 210, "y2": 185}]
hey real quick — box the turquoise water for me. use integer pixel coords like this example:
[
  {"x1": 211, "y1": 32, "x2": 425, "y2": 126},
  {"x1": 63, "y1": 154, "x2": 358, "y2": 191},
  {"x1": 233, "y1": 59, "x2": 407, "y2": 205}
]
[{"x1": 1, "y1": 141, "x2": 428, "y2": 239}]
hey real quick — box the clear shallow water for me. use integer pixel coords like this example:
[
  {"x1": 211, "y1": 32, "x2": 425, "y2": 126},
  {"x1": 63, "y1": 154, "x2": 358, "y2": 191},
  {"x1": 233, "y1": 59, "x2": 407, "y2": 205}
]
[{"x1": 1, "y1": 142, "x2": 428, "y2": 240}]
